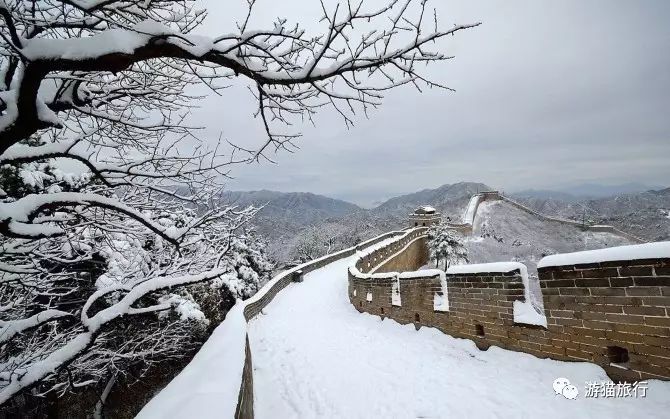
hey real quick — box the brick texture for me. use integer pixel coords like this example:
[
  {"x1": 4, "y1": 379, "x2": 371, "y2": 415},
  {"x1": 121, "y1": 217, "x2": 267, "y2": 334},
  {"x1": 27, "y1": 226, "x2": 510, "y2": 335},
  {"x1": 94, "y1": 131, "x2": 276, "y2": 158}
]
[{"x1": 350, "y1": 238, "x2": 670, "y2": 382}]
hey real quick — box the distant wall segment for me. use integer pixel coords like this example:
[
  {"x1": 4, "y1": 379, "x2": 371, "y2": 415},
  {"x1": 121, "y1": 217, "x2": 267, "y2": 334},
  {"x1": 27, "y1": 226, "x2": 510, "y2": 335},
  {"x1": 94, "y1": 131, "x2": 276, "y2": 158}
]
[{"x1": 443, "y1": 190, "x2": 646, "y2": 243}]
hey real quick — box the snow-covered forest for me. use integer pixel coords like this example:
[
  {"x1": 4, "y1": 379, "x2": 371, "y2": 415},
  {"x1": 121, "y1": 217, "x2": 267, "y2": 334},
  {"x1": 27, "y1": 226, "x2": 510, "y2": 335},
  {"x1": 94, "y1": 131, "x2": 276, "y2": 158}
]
[{"x1": 0, "y1": 0, "x2": 476, "y2": 415}]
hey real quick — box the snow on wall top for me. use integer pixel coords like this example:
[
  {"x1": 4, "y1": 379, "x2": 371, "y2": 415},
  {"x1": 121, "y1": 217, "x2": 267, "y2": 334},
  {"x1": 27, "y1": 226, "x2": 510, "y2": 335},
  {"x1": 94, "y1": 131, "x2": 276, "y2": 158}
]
[
  {"x1": 135, "y1": 304, "x2": 247, "y2": 419},
  {"x1": 461, "y1": 194, "x2": 482, "y2": 225},
  {"x1": 537, "y1": 241, "x2": 670, "y2": 269},
  {"x1": 136, "y1": 229, "x2": 409, "y2": 419},
  {"x1": 447, "y1": 262, "x2": 547, "y2": 327},
  {"x1": 414, "y1": 205, "x2": 437, "y2": 214},
  {"x1": 446, "y1": 261, "x2": 525, "y2": 274}
]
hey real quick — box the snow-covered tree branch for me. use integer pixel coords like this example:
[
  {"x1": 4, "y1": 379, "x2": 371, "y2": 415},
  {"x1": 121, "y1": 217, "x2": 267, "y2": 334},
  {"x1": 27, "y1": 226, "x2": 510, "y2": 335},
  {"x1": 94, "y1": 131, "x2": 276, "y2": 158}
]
[
  {"x1": 0, "y1": 0, "x2": 478, "y2": 159},
  {"x1": 0, "y1": 0, "x2": 476, "y2": 411},
  {"x1": 0, "y1": 185, "x2": 273, "y2": 405},
  {"x1": 427, "y1": 224, "x2": 468, "y2": 270}
]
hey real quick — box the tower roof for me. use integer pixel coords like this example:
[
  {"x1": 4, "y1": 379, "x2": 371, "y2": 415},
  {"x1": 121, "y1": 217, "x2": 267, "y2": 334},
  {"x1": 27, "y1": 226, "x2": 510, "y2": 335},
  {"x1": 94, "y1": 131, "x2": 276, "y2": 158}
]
[{"x1": 414, "y1": 205, "x2": 437, "y2": 215}]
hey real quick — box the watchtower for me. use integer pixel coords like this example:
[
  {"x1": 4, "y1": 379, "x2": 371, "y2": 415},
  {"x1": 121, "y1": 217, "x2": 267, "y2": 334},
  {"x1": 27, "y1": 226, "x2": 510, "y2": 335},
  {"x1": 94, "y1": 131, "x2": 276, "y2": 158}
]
[{"x1": 409, "y1": 205, "x2": 441, "y2": 228}]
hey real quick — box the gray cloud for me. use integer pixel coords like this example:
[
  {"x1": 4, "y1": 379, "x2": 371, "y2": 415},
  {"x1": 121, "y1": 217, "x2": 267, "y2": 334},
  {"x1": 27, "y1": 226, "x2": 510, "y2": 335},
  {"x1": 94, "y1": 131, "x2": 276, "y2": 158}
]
[{"x1": 191, "y1": 0, "x2": 670, "y2": 206}]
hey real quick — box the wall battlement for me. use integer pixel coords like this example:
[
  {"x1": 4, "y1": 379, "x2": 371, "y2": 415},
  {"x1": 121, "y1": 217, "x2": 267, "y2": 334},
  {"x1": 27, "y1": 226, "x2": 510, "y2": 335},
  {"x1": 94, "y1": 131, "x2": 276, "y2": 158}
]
[
  {"x1": 443, "y1": 190, "x2": 645, "y2": 243},
  {"x1": 349, "y1": 235, "x2": 670, "y2": 382}
]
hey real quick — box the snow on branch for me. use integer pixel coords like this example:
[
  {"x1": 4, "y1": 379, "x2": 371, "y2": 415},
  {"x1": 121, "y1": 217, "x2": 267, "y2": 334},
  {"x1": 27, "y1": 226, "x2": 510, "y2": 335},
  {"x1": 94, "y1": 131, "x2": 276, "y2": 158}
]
[
  {"x1": 0, "y1": 0, "x2": 475, "y2": 408},
  {"x1": 0, "y1": 191, "x2": 184, "y2": 243},
  {"x1": 0, "y1": 309, "x2": 71, "y2": 344},
  {"x1": 0, "y1": 167, "x2": 272, "y2": 401},
  {"x1": 0, "y1": 0, "x2": 478, "y2": 159},
  {"x1": 0, "y1": 267, "x2": 225, "y2": 405}
]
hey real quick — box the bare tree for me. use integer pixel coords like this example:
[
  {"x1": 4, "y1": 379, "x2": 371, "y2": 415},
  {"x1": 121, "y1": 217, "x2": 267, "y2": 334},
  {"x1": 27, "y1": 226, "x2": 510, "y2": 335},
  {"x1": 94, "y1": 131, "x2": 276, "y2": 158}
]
[
  {"x1": 0, "y1": 0, "x2": 478, "y2": 407},
  {"x1": 290, "y1": 224, "x2": 341, "y2": 263}
]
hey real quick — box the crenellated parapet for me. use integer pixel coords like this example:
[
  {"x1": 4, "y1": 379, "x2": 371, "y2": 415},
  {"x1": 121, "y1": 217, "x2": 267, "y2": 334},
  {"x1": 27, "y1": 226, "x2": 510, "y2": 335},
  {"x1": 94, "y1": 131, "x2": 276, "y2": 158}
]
[{"x1": 348, "y1": 233, "x2": 670, "y2": 382}]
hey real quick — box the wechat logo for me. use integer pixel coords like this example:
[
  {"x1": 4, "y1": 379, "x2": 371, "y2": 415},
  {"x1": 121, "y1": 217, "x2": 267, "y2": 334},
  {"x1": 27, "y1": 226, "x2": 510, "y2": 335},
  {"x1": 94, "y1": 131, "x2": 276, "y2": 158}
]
[{"x1": 553, "y1": 377, "x2": 579, "y2": 400}]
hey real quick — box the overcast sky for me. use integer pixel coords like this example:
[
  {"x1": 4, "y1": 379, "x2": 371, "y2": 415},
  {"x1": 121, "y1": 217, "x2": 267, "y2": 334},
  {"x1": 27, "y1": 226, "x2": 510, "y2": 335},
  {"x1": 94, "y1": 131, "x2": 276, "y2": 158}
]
[{"x1": 192, "y1": 0, "x2": 670, "y2": 207}]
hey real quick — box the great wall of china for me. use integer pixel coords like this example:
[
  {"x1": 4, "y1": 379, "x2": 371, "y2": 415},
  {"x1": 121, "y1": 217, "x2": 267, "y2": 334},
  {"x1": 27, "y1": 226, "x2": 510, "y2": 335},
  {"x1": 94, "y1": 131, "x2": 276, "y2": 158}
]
[
  {"x1": 441, "y1": 190, "x2": 646, "y2": 243},
  {"x1": 348, "y1": 230, "x2": 670, "y2": 384},
  {"x1": 138, "y1": 192, "x2": 670, "y2": 419}
]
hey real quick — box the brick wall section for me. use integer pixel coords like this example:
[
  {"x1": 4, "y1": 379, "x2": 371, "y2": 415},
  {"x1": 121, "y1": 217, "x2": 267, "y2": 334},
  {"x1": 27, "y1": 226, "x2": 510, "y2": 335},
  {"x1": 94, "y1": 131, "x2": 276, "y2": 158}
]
[
  {"x1": 350, "y1": 238, "x2": 670, "y2": 382},
  {"x1": 373, "y1": 237, "x2": 429, "y2": 274},
  {"x1": 538, "y1": 258, "x2": 670, "y2": 381},
  {"x1": 349, "y1": 272, "x2": 441, "y2": 324},
  {"x1": 349, "y1": 270, "x2": 526, "y2": 351},
  {"x1": 439, "y1": 271, "x2": 525, "y2": 349},
  {"x1": 353, "y1": 229, "x2": 427, "y2": 275}
]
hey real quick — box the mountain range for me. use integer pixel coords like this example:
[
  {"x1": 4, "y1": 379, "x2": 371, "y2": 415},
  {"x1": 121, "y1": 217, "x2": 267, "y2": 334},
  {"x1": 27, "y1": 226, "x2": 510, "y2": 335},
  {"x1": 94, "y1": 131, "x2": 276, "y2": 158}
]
[
  {"x1": 513, "y1": 182, "x2": 663, "y2": 201},
  {"x1": 223, "y1": 182, "x2": 490, "y2": 222},
  {"x1": 514, "y1": 187, "x2": 670, "y2": 242},
  {"x1": 222, "y1": 189, "x2": 362, "y2": 225},
  {"x1": 220, "y1": 182, "x2": 670, "y2": 264},
  {"x1": 220, "y1": 182, "x2": 488, "y2": 263}
]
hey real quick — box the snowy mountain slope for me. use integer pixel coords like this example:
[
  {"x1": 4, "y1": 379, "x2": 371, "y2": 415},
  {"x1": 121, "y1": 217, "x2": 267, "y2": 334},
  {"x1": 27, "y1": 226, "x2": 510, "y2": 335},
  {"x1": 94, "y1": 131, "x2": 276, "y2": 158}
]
[
  {"x1": 465, "y1": 200, "x2": 633, "y2": 272},
  {"x1": 221, "y1": 190, "x2": 362, "y2": 224},
  {"x1": 219, "y1": 190, "x2": 363, "y2": 242},
  {"x1": 221, "y1": 183, "x2": 492, "y2": 264},
  {"x1": 512, "y1": 189, "x2": 583, "y2": 202},
  {"x1": 265, "y1": 212, "x2": 401, "y2": 265},
  {"x1": 514, "y1": 187, "x2": 670, "y2": 242},
  {"x1": 514, "y1": 182, "x2": 663, "y2": 200},
  {"x1": 221, "y1": 183, "x2": 666, "y2": 267},
  {"x1": 372, "y1": 182, "x2": 492, "y2": 218},
  {"x1": 218, "y1": 190, "x2": 400, "y2": 264}
]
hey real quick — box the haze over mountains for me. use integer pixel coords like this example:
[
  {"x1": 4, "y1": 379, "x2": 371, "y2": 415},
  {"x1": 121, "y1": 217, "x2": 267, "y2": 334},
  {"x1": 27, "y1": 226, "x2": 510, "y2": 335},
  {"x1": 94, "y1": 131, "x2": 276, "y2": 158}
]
[
  {"x1": 222, "y1": 189, "x2": 361, "y2": 227},
  {"x1": 221, "y1": 181, "x2": 670, "y2": 264},
  {"x1": 222, "y1": 182, "x2": 490, "y2": 221},
  {"x1": 221, "y1": 182, "x2": 488, "y2": 262},
  {"x1": 513, "y1": 182, "x2": 664, "y2": 201}
]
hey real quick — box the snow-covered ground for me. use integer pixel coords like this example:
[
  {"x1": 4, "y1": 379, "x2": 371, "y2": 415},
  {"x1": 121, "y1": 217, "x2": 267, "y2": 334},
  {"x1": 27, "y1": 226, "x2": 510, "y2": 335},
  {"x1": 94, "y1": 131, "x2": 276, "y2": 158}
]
[
  {"x1": 248, "y1": 254, "x2": 670, "y2": 419},
  {"x1": 459, "y1": 200, "x2": 633, "y2": 309},
  {"x1": 466, "y1": 201, "x2": 633, "y2": 272}
]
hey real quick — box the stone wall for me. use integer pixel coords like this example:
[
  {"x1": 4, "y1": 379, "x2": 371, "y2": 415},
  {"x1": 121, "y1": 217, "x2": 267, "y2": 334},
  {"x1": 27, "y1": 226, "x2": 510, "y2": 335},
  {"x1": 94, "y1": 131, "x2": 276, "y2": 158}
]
[
  {"x1": 349, "y1": 268, "x2": 527, "y2": 352},
  {"x1": 443, "y1": 191, "x2": 500, "y2": 234},
  {"x1": 538, "y1": 258, "x2": 670, "y2": 381},
  {"x1": 234, "y1": 229, "x2": 413, "y2": 418},
  {"x1": 349, "y1": 239, "x2": 670, "y2": 382},
  {"x1": 235, "y1": 337, "x2": 254, "y2": 419},
  {"x1": 138, "y1": 230, "x2": 415, "y2": 419},
  {"x1": 372, "y1": 236, "x2": 429, "y2": 274},
  {"x1": 408, "y1": 214, "x2": 441, "y2": 228},
  {"x1": 352, "y1": 228, "x2": 427, "y2": 275}
]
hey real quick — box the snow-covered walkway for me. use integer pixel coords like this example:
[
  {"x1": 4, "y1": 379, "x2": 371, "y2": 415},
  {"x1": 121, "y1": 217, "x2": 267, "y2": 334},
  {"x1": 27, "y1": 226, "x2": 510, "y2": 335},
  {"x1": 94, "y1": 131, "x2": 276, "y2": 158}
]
[{"x1": 249, "y1": 252, "x2": 670, "y2": 419}]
